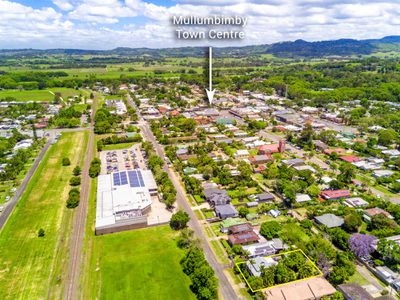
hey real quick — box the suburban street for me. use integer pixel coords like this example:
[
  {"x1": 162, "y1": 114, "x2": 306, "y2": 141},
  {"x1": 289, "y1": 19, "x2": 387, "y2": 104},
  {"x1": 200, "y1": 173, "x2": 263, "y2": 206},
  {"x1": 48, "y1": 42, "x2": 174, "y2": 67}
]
[
  {"x1": 0, "y1": 142, "x2": 50, "y2": 230},
  {"x1": 127, "y1": 95, "x2": 240, "y2": 300}
]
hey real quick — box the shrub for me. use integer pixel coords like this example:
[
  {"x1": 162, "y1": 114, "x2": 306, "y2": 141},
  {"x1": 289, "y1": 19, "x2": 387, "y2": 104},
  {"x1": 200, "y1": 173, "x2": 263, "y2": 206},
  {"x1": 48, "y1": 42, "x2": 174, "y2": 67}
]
[
  {"x1": 62, "y1": 157, "x2": 71, "y2": 166},
  {"x1": 89, "y1": 158, "x2": 101, "y2": 178},
  {"x1": 38, "y1": 228, "x2": 45, "y2": 237},
  {"x1": 66, "y1": 188, "x2": 80, "y2": 208},
  {"x1": 73, "y1": 166, "x2": 81, "y2": 176},
  {"x1": 69, "y1": 176, "x2": 81, "y2": 186}
]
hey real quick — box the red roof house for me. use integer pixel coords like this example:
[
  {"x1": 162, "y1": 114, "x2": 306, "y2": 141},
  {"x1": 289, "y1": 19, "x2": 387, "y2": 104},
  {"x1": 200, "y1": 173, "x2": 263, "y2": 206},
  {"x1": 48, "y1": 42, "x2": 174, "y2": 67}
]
[
  {"x1": 340, "y1": 155, "x2": 361, "y2": 163},
  {"x1": 258, "y1": 140, "x2": 285, "y2": 155},
  {"x1": 228, "y1": 231, "x2": 260, "y2": 245},
  {"x1": 320, "y1": 189, "x2": 351, "y2": 200}
]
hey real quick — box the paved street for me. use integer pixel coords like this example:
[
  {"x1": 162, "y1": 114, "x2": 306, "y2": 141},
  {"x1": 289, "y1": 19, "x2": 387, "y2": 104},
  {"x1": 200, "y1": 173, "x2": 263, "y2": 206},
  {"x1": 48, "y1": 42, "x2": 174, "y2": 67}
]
[
  {"x1": 0, "y1": 142, "x2": 50, "y2": 230},
  {"x1": 127, "y1": 95, "x2": 240, "y2": 300}
]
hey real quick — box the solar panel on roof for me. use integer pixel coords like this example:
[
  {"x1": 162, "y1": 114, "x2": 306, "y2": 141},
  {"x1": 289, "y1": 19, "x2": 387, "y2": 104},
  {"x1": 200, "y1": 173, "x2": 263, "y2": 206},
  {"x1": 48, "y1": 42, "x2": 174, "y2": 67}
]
[
  {"x1": 113, "y1": 172, "x2": 121, "y2": 186},
  {"x1": 137, "y1": 170, "x2": 144, "y2": 187},
  {"x1": 120, "y1": 171, "x2": 128, "y2": 185},
  {"x1": 128, "y1": 170, "x2": 140, "y2": 187}
]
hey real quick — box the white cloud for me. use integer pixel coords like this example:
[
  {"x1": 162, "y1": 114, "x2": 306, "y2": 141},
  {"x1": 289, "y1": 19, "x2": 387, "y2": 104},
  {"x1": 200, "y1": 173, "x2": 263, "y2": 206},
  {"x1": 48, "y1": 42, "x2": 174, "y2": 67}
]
[
  {"x1": 0, "y1": 0, "x2": 399, "y2": 49},
  {"x1": 53, "y1": 0, "x2": 74, "y2": 11}
]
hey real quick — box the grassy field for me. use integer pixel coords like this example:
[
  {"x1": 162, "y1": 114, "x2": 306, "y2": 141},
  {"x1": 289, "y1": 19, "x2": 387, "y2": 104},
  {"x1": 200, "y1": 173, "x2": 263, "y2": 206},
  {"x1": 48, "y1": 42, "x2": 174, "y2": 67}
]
[
  {"x1": 0, "y1": 131, "x2": 88, "y2": 299},
  {"x1": 102, "y1": 142, "x2": 137, "y2": 151},
  {"x1": 81, "y1": 224, "x2": 195, "y2": 300},
  {"x1": 0, "y1": 88, "x2": 87, "y2": 102}
]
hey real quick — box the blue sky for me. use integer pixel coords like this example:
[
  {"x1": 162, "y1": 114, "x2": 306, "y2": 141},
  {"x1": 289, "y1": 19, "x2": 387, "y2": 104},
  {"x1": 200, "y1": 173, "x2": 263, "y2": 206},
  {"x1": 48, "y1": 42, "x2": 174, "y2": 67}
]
[{"x1": 0, "y1": 0, "x2": 399, "y2": 49}]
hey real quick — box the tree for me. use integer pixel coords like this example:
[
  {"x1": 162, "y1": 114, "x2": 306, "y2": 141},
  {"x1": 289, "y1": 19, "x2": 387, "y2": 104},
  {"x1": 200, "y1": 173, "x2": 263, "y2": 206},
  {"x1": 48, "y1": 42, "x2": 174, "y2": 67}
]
[
  {"x1": 177, "y1": 228, "x2": 195, "y2": 249},
  {"x1": 170, "y1": 210, "x2": 190, "y2": 230},
  {"x1": 329, "y1": 266, "x2": 350, "y2": 285},
  {"x1": 369, "y1": 213, "x2": 397, "y2": 231},
  {"x1": 306, "y1": 184, "x2": 320, "y2": 198},
  {"x1": 191, "y1": 265, "x2": 218, "y2": 300},
  {"x1": 377, "y1": 239, "x2": 400, "y2": 265},
  {"x1": 348, "y1": 233, "x2": 376, "y2": 259},
  {"x1": 298, "y1": 261, "x2": 316, "y2": 279},
  {"x1": 343, "y1": 213, "x2": 362, "y2": 232},
  {"x1": 69, "y1": 176, "x2": 81, "y2": 186},
  {"x1": 260, "y1": 221, "x2": 282, "y2": 239},
  {"x1": 62, "y1": 157, "x2": 71, "y2": 166},
  {"x1": 66, "y1": 188, "x2": 80, "y2": 208},
  {"x1": 38, "y1": 228, "x2": 45, "y2": 237},
  {"x1": 378, "y1": 129, "x2": 397, "y2": 146},
  {"x1": 297, "y1": 123, "x2": 314, "y2": 149},
  {"x1": 329, "y1": 228, "x2": 350, "y2": 250},
  {"x1": 89, "y1": 158, "x2": 101, "y2": 178},
  {"x1": 238, "y1": 207, "x2": 249, "y2": 218},
  {"x1": 73, "y1": 166, "x2": 81, "y2": 176},
  {"x1": 237, "y1": 161, "x2": 252, "y2": 181},
  {"x1": 338, "y1": 164, "x2": 356, "y2": 184},
  {"x1": 275, "y1": 263, "x2": 296, "y2": 284}
]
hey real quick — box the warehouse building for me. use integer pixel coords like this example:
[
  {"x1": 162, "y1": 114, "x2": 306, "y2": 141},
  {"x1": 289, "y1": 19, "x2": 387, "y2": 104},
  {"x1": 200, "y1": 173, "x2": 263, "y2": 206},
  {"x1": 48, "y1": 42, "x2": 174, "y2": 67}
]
[{"x1": 95, "y1": 169, "x2": 158, "y2": 235}]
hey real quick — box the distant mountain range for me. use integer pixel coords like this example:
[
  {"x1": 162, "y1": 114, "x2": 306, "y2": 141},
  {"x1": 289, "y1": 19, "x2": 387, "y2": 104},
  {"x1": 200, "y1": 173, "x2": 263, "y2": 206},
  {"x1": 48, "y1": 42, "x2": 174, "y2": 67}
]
[{"x1": 1, "y1": 36, "x2": 400, "y2": 58}]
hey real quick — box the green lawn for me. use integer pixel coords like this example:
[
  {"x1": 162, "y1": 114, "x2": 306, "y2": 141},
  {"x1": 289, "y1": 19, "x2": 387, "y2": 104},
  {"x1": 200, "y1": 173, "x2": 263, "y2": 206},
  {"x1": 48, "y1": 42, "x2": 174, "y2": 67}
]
[
  {"x1": 210, "y1": 240, "x2": 229, "y2": 265},
  {"x1": 0, "y1": 88, "x2": 87, "y2": 102},
  {"x1": 348, "y1": 269, "x2": 370, "y2": 286},
  {"x1": 82, "y1": 225, "x2": 195, "y2": 300},
  {"x1": 0, "y1": 131, "x2": 88, "y2": 299},
  {"x1": 102, "y1": 142, "x2": 137, "y2": 151}
]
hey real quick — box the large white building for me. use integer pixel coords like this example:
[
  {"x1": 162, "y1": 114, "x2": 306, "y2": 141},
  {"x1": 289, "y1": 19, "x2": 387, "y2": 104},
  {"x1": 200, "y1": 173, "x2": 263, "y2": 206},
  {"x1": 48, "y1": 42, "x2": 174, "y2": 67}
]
[{"x1": 95, "y1": 169, "x2": 157, "y2": 235}]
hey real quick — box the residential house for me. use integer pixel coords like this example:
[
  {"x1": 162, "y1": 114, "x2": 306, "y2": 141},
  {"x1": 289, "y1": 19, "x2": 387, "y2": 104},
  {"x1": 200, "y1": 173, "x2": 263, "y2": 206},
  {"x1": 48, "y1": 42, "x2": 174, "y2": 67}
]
[
  {"x1": 363, "y1": 207, "x2": 394, "y2": 222},
  {"x1": 258, "y1": 140, "x2": 285, "y2": 155},
  {"x1": 315, "y1": 213, "x2": 344, "y2": 228},
  {"x1": 214, "y1": 204, "x2": 238, "y2": 219},
  {"x1": 228, "y1": 230, "x2": 260, "y2": 246},
  {"x1": 204, "y1": 188, "x2": 231, "y2": 206},
  {"x1": 246, "y1": 257, "x2": 278, "y2": 277},
  {"x1": 320, "y1": 189, "x2": 351, "y2": 200},
  {"x1": 256, "y1": 193, "x2": 275, "y2": 203},
  {"x1": 281, "y1": 158, "x2": 304, "y2": 167},
  {"x1": 249, "y1": 154, "x2": 273, "y2": 165},
  {"x1": 343, "y1": 197, "x2": 369, "y2": 208}
]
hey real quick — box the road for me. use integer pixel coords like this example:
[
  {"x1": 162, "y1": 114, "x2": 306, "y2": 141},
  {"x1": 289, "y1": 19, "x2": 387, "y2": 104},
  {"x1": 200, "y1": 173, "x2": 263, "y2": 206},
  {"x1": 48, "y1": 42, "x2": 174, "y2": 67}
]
[
  {"x1": 127, "y1": 95, "x2": 239, "y2": 300},
  {"x1": 0, "y1": 142, "x2": 50, "y2": 230},
  {"x1": 63, "y1": 99, "x2": 96, "y2": 300}
]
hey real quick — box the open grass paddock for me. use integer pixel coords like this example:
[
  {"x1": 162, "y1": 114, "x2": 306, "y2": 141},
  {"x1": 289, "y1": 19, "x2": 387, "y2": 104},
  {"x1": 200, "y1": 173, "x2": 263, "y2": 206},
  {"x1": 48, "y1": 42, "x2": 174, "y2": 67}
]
[{"x1": 0, "y1": 131, "x2": 88, "y2": 299}]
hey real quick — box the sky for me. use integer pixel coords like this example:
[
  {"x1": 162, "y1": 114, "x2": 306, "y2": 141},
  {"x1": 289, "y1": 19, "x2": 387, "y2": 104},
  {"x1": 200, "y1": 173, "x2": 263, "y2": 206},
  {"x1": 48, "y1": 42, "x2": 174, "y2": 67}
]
[{"x1": 0, "y1": 0, "x2": 399, "y2": 49}]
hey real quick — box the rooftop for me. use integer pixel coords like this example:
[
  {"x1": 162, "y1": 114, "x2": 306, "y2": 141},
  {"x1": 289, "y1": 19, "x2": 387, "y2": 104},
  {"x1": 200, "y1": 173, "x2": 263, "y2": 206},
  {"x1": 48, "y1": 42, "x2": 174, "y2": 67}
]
[
  {"x1": 264, "y1": 277, "x2": 336, "y2": 300},
  {"x1": 315, "y1": 213, "x2": 344, "y2": 228},
  {"x1": 95, "y1": 170, "x2": 157, "y2": 230}
]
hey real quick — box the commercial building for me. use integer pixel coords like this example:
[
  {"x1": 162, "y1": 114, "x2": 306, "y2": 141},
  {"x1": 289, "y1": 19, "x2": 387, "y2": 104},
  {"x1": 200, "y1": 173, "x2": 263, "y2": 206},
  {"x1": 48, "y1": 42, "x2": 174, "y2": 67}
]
[{"x1": 95, "y1": 169, "x2": 158, "y2": 235}]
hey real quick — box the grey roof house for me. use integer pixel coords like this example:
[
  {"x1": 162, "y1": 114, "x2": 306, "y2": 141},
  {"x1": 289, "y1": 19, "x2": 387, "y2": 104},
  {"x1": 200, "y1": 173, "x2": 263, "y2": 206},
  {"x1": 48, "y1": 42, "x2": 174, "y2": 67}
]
[
  {"x1": 204, "y1": 188, "x2": 231, "y2": 206},
  {"x1": 214, "y1": 204, "x2": 238, "y2": 219},
  {"x1": 315, "y1": 213, "x2": 344, "y2": 228}
]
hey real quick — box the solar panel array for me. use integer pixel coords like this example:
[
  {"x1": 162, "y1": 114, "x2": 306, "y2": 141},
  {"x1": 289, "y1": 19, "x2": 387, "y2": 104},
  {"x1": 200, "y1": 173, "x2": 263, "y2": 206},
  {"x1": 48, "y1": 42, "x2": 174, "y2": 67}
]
[{"x1": 113, "y1": 170, "x2": 146, "y2": 187}]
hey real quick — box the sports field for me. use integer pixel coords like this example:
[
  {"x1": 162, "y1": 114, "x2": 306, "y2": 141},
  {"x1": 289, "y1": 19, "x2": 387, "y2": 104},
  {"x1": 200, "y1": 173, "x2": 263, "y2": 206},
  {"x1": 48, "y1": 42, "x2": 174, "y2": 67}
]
[
  {"x1": 81, "y1": 224, "x2": 195, "y2": 300},
  {"x1": 0, "y1": 88, "x2": 87, "y2": 102},
  {"x1": 0, "y1": 131, "x2": 88, "y2": 299}
]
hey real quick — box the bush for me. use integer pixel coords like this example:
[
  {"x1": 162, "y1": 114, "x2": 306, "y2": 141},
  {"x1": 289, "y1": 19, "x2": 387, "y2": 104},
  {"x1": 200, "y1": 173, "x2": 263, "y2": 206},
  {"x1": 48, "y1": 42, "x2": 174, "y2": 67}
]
[
  {"x1": 38, "y1": 228, "x2": 45, "y2": 237},
  {"x1": 62, "y1": 157, "x2": 71, "y2": 166},
  {"x1": 73, "y1": 166, "x2": 81, "y2": 176},
  {"x1": 69, "y1": 176, "x2": 81, "y2": 186},
  {"x1": 89, "y1": 158, "x2": 101, "y2": 178},
  {"x1": 66, "y1": 188, "x2": 80, "y2": 208}
]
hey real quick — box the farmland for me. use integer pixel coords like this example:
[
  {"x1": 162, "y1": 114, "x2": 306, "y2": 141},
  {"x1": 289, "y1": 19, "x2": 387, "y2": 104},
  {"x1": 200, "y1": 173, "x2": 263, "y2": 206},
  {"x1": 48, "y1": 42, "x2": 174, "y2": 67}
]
[
  {"x1": 0, "y1": 131, "x2": 88, "y2": 299},
  {"x1": 0, "y1": 88, "x2": 88, "y2": 102}
]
